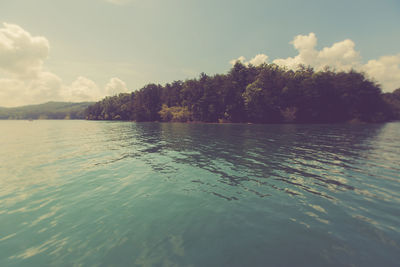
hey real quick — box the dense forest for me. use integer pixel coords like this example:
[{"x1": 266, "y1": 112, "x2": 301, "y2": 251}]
[
  {"x1": 0, "y1": 102, "x2": 93, "y2": 120},
  {"x1": 86, "y1": 62, "x2": 400, "y2": 123}
]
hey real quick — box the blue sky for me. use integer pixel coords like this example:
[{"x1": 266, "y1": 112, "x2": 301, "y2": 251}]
[{"x1": 0, "y1": 0, "x2": 399, "y2": 106}]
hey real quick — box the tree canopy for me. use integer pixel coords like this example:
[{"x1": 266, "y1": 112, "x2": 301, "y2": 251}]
[{"x1": 86, "y1": 63, "x2": 400, "y2": 123}]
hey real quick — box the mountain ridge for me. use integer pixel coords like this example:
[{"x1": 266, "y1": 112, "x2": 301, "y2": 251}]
[{"x1": 0, "y1": 101, "x2": 94, "y2": 120}]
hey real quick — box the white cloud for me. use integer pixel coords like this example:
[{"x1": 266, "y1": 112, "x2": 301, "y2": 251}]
[
  {"x1": 231, "y1": 33, "x2": 400, "y2": 92},
  {"x1": 273, "y1": 33, "x2": 361, "y2": 71},
  {"x1": 318, "y1": 39, "x2": 360, "y2": 69},
  {"x1": 28, "y1": 72, "x2": 63, "y2": 100},
  {"x1": 292, "y1": 32, "x2": 317, "y2": 51},
  {"x1": 0, "y1": 23, "x2": 49, "y2": 78},
  {"x1": 0, "y1": 23, "x2": 130, "y2": 107},
  {"x1": 105, "y1": 77, "x2": 128, "y2": 96},
  {"x1": 63, "y1": 76, "x2": 101, "y2": 102},
  {"x1": 362, "y1": 54, "x2": 400, "y2": 91},
  {"x1": 0, "y1": 78, "x2": 25, "y2": 106},
  {"x1": 229, "y1": 56, "x2": 246, "y2": 65},
  {"x1": 249, "y1": 54, "x2": 269, "y2": 66},
  {"x1": 0, "y1": 72, "x2": 63, "y2": 107},
  {"x1": 230, "y1": 54, "x2": 268, "y2": 67}
]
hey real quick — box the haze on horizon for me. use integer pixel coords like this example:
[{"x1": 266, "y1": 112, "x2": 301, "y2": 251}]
[{"x1": 0, "y1": 0, "x2": 399, "y2": 107}]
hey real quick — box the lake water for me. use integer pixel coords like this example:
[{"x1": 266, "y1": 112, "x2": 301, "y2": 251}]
[{"x1": 0, "y1": 120, "x2": 399, "y2": 267}]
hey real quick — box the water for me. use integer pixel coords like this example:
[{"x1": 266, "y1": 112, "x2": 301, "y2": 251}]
[{"x1": 0, "y1": 121, "x2": 399, "y2": 267}]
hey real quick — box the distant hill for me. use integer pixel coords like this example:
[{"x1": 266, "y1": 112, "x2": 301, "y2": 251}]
[{"x1": 0, "y1": 101, "x2": 94, "y2": 120}]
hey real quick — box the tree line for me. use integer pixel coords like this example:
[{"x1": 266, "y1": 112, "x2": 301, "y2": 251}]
[
  {"x1": 0, "y1": 102, "x2": 93, "y2": 120},
  {"x1": 86, "y1": 62, "x2": 400, "y2": 123}
]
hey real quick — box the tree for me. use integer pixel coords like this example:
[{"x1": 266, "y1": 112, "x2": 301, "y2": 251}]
[
  {"x1": 85, "y1": 63, "x2": 395, "y2": 124},
  {"x1": 133, "y1": 84, "x2": 163, "y2": 121}
]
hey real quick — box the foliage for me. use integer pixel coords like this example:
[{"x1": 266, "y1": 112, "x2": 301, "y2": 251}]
[
  {"x1": 382, "y1": 88, "x2": 400, "y2": 120},
  {"x1": 85, "y1": 93, "x2": 134, "y2": 120},
  {"x1": 86, "y1": 63, "x2": 399, "y2": 123},
  {"x1": 159, "y1": 104, "x2": 192, "y2": 122}
]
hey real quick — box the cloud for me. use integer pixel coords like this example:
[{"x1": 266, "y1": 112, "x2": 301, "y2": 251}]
[
  {"x1": 105, "y1": 77, "x2": 128, "y2": 96},
  {"x1": 229, "y1": 56, "x2": 246, "y2": 65},
  {"x1": 230, "y1": 54, "x2": 268, "y2": 67},
  {"x1": 362, "y1": 54, "x2": 400, "y2": 91},
  {"x1": 0, "y1": 23, "x2": 130, "y2": 107},
  {"x1": 273, "y1": 33, "x2": 361, "y2": 71},
  {"x1": 249, "y1": 54, "x2": 269, "y2": 66},
  {"x1": 231, "y1": 33, "x2": 399, "y2": 92},
  {"x1": 0, "y1": 71, "x2": 63, "y2": 107},
  {"x1": 64, "y1": 76, "x2": 101, "y2": 102},
  {"x1": 0, "y1": 23, "x2": 49, "y2": 78}
]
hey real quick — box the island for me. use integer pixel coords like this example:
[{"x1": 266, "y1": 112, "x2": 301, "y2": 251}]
[{"x1": 86, "y1": 63, "x2": 400, "y2": 123}]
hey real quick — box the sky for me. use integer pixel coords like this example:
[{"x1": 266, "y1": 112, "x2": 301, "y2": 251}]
[{"x1": 0, "y1": 0, "x2": 399, "y2": 107}]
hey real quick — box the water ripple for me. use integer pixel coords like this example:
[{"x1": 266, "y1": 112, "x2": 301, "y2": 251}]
[{"x1": 0, "y1": 121, "x2": 399, "y2": 266}]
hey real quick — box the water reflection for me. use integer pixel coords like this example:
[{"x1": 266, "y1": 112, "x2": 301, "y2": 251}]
[
  {"x1": 92, "y1": 122, "x2": 397, "y2": 212},
  {"x1": 119, "y1": 123, "x2": 385, "y2": 201},
  {"x1": 1, "y1": 121, "x2": 399, "y2": 267}
]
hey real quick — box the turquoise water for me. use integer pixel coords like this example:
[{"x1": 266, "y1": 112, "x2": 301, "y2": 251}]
[{"x1": 0, "y1": 121, "x2": 399, "y2": 267}]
